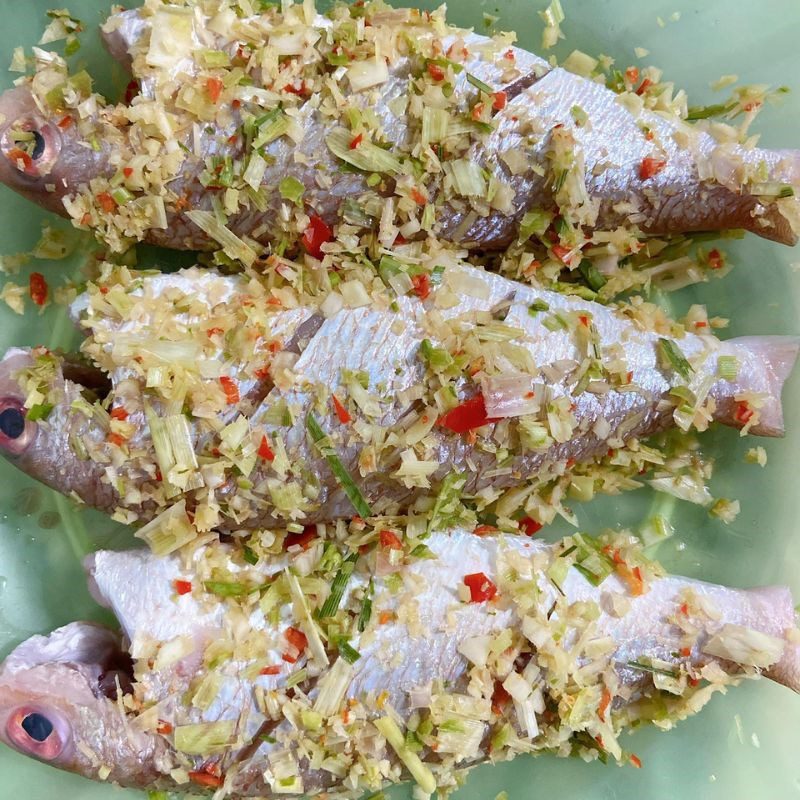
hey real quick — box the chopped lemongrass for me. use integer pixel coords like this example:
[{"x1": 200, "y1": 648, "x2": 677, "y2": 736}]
[
  {"x1": 279, "y1": 176, "x2": 304, "y2": 205},
  {"x1": 286, "y1": 571, "x2": 329, "y2": 667},
  {"x1": 539, "y1": 0, "x2": 565, "y2": 49},
  {"x1": 447, "y1": 158, "x2": 487, "y2": 197},
  {"x1": 428, "y1": 472, "x2": 467, "y2": 532},
  {"x1": 306, "y1": 413, "x2": 373, "y2": 518},
  {"x1": 421, "y1": 107, "x2": 450, "y2": 145},
  {"x1": 702, "y1": 624, "x2": 785, "y2": 668},
  {"x1": 191, "y1": 672, "x2": 223, "y2": 710},
  {"x1": 519, "y1": 209, "x2": 554, "y2": 241},
  {"x1": 110, "y1": 186, "x2": 133, "y2": 206},
  {"x1": 374, "y1": 717, "x2": 437, "y2": 795},
  {"x1": 347, "y1": 57, "x2": 389, "y2": 91},
  {"x1": 717, "y1": 355, "x2": 740, "y2": 381},
  {"x1": 657, "y1": 338, "x2": 693, "y2": 381},
  {"x1": 135, "y1": 500, "x2": 197, "y2": 555},
  {"x1": 419, "y1": 338, "x2": 454, "y2": 372},
  {"x1": 203, "y1": 580, "x2": 252, "y2": 597},
  {"x1": 145, "y1": 407, "x2": 201, "y2": 494},
  {"x1": 750, "y1": 182, "x2": 795, "y2": 198},
  {"x1": 199, "y1": 49, "x2": 231, "y2": 68},
  {"x1": 253, "y1": 109, "x2": 291, "y2": 147},
  {"x1": 186, "y1": 210, "x2": 257, "y2": 267},
  {"x1": 286, "y1": 667, "x2": 308, "y2": 688},
  {"x1": 327, "y1": 128, "x2": 402, "y2": 174},
  {"x1": 313, "y1": 658, "x2": 354, "y2": 717},
  {"x1": 243, "y1": 152, "x2": 267, "y2": 190},
  {"x1": 319, "y1": 553, "x2": 358, "y2": 618},
  {"x1": 174, "y1": 720, "x2": 235, "y2": 755}
]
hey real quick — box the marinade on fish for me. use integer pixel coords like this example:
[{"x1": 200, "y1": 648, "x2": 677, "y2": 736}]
[
  {"x1": 0, "y1": 264, "x2": 795, "y2": 533},
  {"x1": 0, "y1": 528, "x2": 797, "y2": 795},
  {"x1": 0, "y1": 0, "x2": 798, "y2": 262}
]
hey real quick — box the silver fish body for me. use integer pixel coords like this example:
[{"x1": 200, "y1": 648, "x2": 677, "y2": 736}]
[
  {"x1": 0, "y1": 528, "x2": 797, "y2": 795},
  {"x1": 0, "y1": 265, "x2": 796, "y2": 530},
  {"x1": 0, "y1": 3, "x2": 797, "y2": 252}
]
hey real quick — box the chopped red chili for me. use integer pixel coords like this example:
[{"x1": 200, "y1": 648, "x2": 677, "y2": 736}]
[
  {"x1": 301, "y1": 214, "x2": 333, "y2": 259},
  {"x1": 639, "y1": 156, "x2": 667, "y2": 180},
  {"x1": 173, "y1": 580, "x2": 192, "y2": 595},
  {"x1": 379, "y1": 529, "x2": 403, "y2": 550},
  {"x1": 284, "y1": 527, "x2": 318, "y2": 551},
  {"x1": 219, "y1": 376, "x2": 240, "y2": 404},
  {"x1": 332, "y1": 394, "x2": 351, "y2": 424},
  {"x1": 206, "y1": 77, "x2": 224, "y2": 103},
  {"x1": 258, "y1": 435, "x2": 275, "y2": 461},
  {"x1": 437, "y1": 394, "x2": 499, "y2": 434},
  {"x1": 464, "y1": 572, "x2": 498, "y2": 602},
  {"x1": 29, "y1": 272, "x2": 48, "y2": 306},
  {"x1": 519, "y1": 516, "x2": 543, "y2": 536},
  {"x1": 411, "y1": 273, "x2": 431, "y2": 300}
]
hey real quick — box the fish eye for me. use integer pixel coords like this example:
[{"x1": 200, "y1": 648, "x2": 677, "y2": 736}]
[
  {"x1": 30, "y1": 130, "x2": 46, "y2": 161},
  {"x1": 1, "y1": 119, "x2": 61, "y2": 177},
  {"x1": 6, "y1": 706, "x2": 66, "y2": 762},
  {"x1": 0, "y1": 398, "x2": 35, "y2": 455},
  {"x1": 21, "y1": 712, "x2": 53, "y2": 742}
]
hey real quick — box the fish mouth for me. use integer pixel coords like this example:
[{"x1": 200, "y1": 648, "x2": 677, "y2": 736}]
[{"x1": 0, "y1": 115, "x2": 62, "y2": 179}]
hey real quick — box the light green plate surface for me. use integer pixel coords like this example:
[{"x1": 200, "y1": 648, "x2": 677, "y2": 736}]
[{"x1": 0, "y1": 1, "x2": 799, "y2": 798}]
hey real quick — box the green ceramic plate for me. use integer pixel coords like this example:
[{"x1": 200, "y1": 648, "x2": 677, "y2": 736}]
[{"x1": 1, "y1": 1, "x2": 799, "y2": 798}]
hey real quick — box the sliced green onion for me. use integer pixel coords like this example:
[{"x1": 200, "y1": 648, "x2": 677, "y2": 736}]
[
  {"x1": 327, "y1": 128, "x2": 402, "y2": 174},
  {"x1": 242, "y1": 545, "x2": 259, "y2": 565},
  {"x1": 750, "y1": 182, "x2": 795, "y2": 198},
  {"x1": 26, "y1": 403, "x2": 53, "y2": 421},
  {"x1": 527, "y1": 299, "x2": 550, "y2": 317},
  {"x1": 717, "y1": 355, "x2": 740, "y2": 381},
  {"x1": 657, "y1": 338, "x2": 694, "y2": 381},
  {"x1": 186, "y1": 210, "x2": 257, "y2": 267},
  {"x1": 626, "y1": 660, "x2": 678, "y2": 678},
  {"x1": 306, "y1": 413, "x2": 373, "y2": 518},
  {"x1": 337, "y1": 640, "x2": 362, "y2": 664},
  {"x1": 419, "y1": 338, "x2": 454, "y2": 372},
  {"x1": 203, "y1": 580, "x2": 251, "y2": 598},
  {"x1": 110, "y1": 186, "x2": 134, "y2": 206},
  {"x1": 466, "y1": 72, "x2": 492, "y2": 94},
  {"x1": 579, "y1": 261, "x2": 607, "y2": 291},
  {"x1": 279, "y1": 175, "x2": 304, "y2": 205},
  {"x1": 319, "y1": 553, "x2": 358, "y2": 618},
  {"x1": 357, "y1": 578, "x2": 373, "y2": 632},
  {"x1": 685, "y1": 100, "x2": 736, "y2": 121}
]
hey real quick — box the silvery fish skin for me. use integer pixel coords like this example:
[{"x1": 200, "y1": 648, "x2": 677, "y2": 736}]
[
  {"x1": 0, "y1": 4, "x2": 797, "y2": 251},
  {"x1": 0, "y1": 265, "x2": 796, "y2": 530},
  {"x1": 0, "y1": 528, "x2": 797, "y2": 795}
]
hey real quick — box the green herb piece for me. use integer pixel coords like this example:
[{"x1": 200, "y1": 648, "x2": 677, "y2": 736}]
[
  {"x1": 657, "y1": 338, "x2": 694, "y2": 381},
  {"x1": 626, "y1": 660, "x2": 678, "y2": 678},
  {"x1": 579, "y1": 261, "x2": 607, "y2": 291},
  {"x1": 306, "y1": 413, "x2": 373, "y2": 518},
  {"x1": 279, "y1": 176, "x2": 304, "y2": 205},
  {"x1": 357, "y1": 578, "x2": 374, "y2": 632},
  {"x1": 26, "y1": 403, "x2": 53, "y2": 421},
  {"x1": 204, "y1": 581, "x2": 251, "y2": 598},
  {"x1": 319, "y1": 552, "x2": 358, "y2": 618},
  {"x1": 466, "y1": 72, "x2": 492, "y2": 94}
]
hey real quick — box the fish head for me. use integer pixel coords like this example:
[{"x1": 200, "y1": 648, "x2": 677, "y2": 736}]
[
  {"x1": 0, "y1": 347, "x2": 115, "y2": 509},
  {"x1": 0, "y1": 86, "x2": 99, "y2": 216},
  {"x1": 0, "y1": 348, "x2": 41, "y2": 459},
  {"x1": 0, "y1": 622, "x2": 168, "y2": 786}
]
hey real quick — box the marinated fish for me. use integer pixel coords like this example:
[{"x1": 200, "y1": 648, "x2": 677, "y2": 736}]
[
  {"x1": 0, "y1": 264, "x2": 795, "y2": 534},
  {"x1": 0, "y1": 1, "x2": 798, "y2": 260},
  {"x1": 0, "y1": 528, "x2": 797, "y2": 795}
]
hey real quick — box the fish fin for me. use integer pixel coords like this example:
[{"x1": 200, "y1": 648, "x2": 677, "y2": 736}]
[{"x1": 726, "y1": 335, "x2": 800, "y2": 436}]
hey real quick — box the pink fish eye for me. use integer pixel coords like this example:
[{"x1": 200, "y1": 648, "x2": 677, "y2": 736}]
[
  {"x1": 0, "y1": 397, "x2": 34, "y2": 456},
  {"x1": 1, "y1": 118, "x2": 62, "y2": 177},
  {"x1": 6, "y1": 707, "x2": 66, "y2": 761}
]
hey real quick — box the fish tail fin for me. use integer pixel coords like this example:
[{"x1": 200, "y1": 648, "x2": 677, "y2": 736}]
[{"x1": 721, "y1": 335, "x2": 800, "y2": 436}]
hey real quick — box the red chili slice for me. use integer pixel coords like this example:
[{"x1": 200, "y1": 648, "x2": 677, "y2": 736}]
[
  {"x1": 174, "y1": 580, "x2": 193, "y2": 596},
  {"x1": 639, "y1": 156, "x2": 667, "y2": 180},
  {"x1": 519, "y1": 516, "x2": 543, "y2": 536},
  {"x1": 437, "y1": 395, "x2": 499, "y2": 434},
  {"x1": 29, "y1": 272, "x2": 48, "y2": 306},
  {"x1": 258, "y1": 435, "x2": 275, "y2": 461},
  {"x1": 284, "y1": 527, "x2": 317, "y2": 551},
  {"x1": 379, "y1": 529, "x2": 403, "y2": 550},
  {"x1": 219, "y1": 376, "x2": 240, "y2": 405},
  {"x1": 463, "y1": 572, "x2": 498, "y2": 603},
  {"x1": 301, "y1": 215, "x2": 333, "y2": 259},
  {"x1": 331, "y1": 394, "x2": 351, "y2": 424}
]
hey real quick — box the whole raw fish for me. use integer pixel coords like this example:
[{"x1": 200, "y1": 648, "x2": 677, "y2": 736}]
[
  {"x1": 0, "y1": 528, "x2": 797, "y2": 795},
  {"x1": 0, "y1": 1, "x2": 797, "y2": 257},
  {"x1": 0, "y1": 264, "x2": 795, "y2": 532}
]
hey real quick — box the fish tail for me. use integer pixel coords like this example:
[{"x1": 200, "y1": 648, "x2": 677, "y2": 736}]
[{"x1": 721, "y1": 335, "x2": 800, "y2": 436}]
